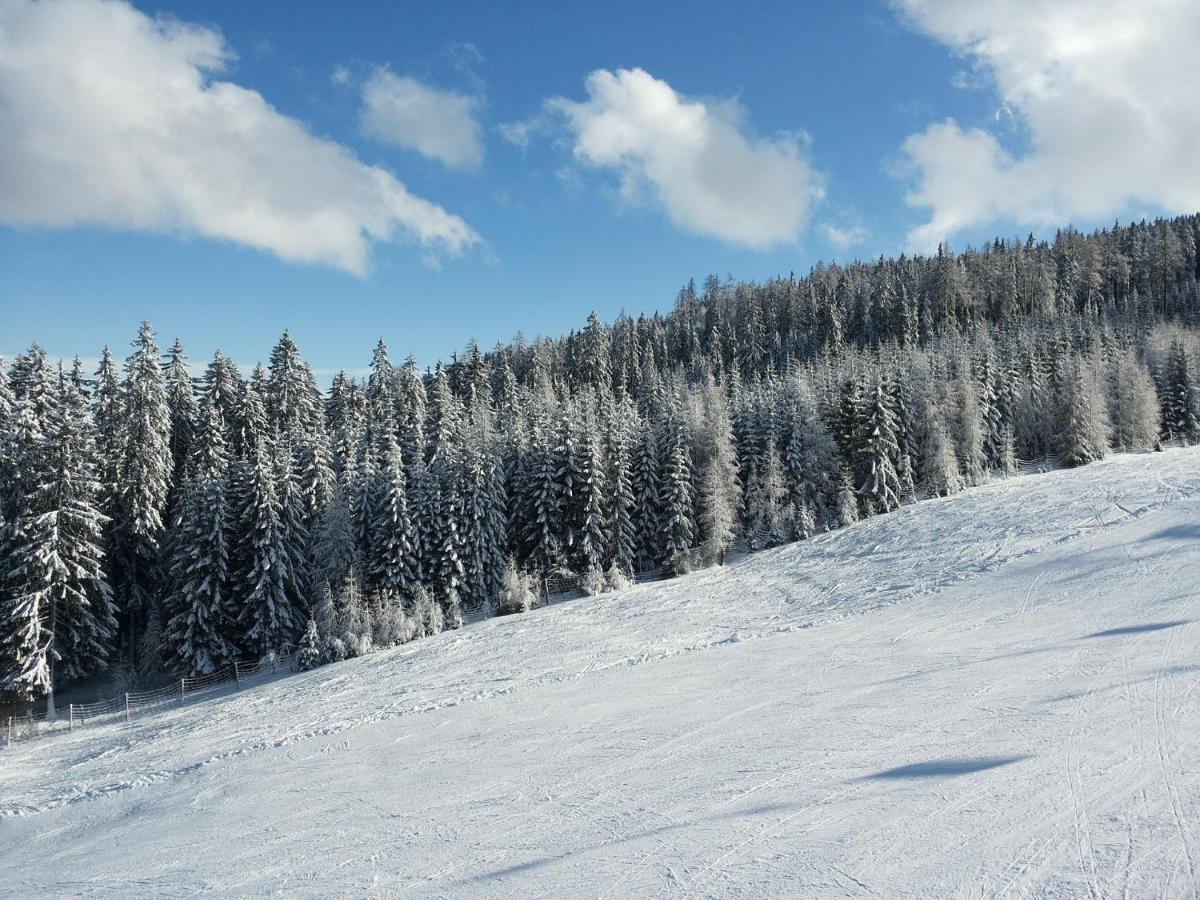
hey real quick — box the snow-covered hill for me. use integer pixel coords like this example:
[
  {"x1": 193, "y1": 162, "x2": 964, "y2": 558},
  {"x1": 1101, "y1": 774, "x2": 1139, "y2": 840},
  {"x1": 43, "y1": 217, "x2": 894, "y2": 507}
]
[{"x1": 2, "y1": 449, "x2": 1199, "y2": 898}]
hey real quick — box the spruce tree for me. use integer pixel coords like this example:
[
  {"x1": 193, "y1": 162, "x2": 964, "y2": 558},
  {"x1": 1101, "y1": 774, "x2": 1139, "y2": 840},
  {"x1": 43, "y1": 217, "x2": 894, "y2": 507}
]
[
  {"x1": 369, "y1": 439, "x2": 420, "y2": 605},
  {"x1": 113, "y1": 321, "x2": 172, "y2": 663},
  {"x1": 234, "y1": 441, "x2": 297, "y2": 656},
  {"x1": 659, "y1": 418, "x2": 696, "y2": 574},
  {"x1": 605, "y1": 400, "x2": 638, "y2": 574},
  {"x1": 854, "y1": 377, "x2": 903, "y2": 516}
]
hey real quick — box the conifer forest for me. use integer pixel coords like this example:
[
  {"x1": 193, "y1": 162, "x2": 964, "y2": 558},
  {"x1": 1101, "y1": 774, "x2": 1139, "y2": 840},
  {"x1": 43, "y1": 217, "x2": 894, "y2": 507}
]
[{"x1": 3, "y1": 215, "x2": 1200, "y2": 706}]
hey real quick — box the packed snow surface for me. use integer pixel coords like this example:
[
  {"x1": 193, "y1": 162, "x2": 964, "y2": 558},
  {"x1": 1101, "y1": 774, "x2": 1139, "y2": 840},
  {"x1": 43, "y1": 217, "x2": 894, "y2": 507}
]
[{"x1": 2, "y1": 449, "x2": 1199, "y2": 897}]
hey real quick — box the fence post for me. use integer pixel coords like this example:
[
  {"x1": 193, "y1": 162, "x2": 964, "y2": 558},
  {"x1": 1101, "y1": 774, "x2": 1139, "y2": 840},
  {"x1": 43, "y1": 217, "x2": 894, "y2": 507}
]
[
  {"x1": 124, "y1": 693, "x2": 130, "y2": 724},
  {"x1": 180, "y1": 679, "x2": 186, "y2": 706},
  {"x1": 6, "y1": 716, "x2": 11, "y2": 748},
  {"x1": 233, "y1": 661, "x2": 241, "y2": 690},
  {"x1": 68, "y1": 704, "x2": 74, "y2": 733}
]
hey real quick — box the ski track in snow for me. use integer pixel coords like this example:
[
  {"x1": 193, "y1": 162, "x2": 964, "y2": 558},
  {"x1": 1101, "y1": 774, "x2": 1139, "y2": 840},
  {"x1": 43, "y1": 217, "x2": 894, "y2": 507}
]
[{"x1": 1, "y1": 448, "x2": 1199, "y2": 897}]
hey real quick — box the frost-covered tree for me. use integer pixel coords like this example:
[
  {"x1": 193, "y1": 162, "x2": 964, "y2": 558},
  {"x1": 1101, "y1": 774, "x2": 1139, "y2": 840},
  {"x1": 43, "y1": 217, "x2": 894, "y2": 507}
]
[
  {"x1": 659, "y1": 415, "x2": 696, "y2": 573},
  {"x1": 604, "y1": 400, "x2": 638, "y2": 574},
  {"x1": 232, "y1": 441, "x2": 297, "y2": 655},
  {"x1": 112, "y1": 321, "x2": 172, "y2": 661},
  {"x1": 632, "y1": 422, "x2": 662, "y2": 569},
  {"x1": 165, "y1": 338, "x2": 197, "y2": 502},
  {"x1": 1107, "y1": 351, "x2": 1161, "y2": 451},
  {"x1": 696, "y1": 380, "x2": 740, "y2": 564},
  {"x1": 162, "y1": 471, "x2": 232, "y2": 676},
  {"x1": 854, "y1": 377, "x2": 903, "y2": 515},
  {"x1": 1159, "y1": 340, "x2": 1200, "y2": 443},
  {"x1": 1056, "y1": 358, "x2": 1110, "y2": 467},
  {"x1": 369, "y1": 439, "x2": 420, "y2": 605},
  {"x1": 296, "y1": 616, "x2": 321, "y2": 671},
  {"x1": 0, "y1": 367, "x2": 115, "y2": 706}
]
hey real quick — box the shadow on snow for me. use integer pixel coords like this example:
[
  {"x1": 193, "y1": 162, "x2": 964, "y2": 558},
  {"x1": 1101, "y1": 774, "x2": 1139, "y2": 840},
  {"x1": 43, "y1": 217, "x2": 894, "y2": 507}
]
[
  {"x1": 860, "y1": 755, "x2": 1031, "y2": 780},
  {"x1": 1083, "y1": 620, "x2": 1190, "y2": 639}
]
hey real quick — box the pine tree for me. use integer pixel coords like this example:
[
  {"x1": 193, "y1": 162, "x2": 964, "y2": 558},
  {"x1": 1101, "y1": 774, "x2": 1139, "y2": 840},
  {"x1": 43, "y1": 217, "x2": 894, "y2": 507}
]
[
  {"x1": 165, "y1": 338, "x2": 197, "y2": 502},
  {"x1": 523, "y1": 420, "x2": 564, "y2": 574},
  {"x1": 575, "y1": 419, "x2": 608, "y2": 574},
  {"x1": 234, "y1": 442, "x2": 297, "y2": 656},
  {"x1": 659, "y1": 417, "x2": 696, "y2": 574},
  {"x1": 1057, "y1": 358, "x2": 1110, "y2": 467},
  {"x1": 1, "y1": 366, "x2": 115, "y2": 705},
  {"x1": 162, "y1": 472, "x2": 233, "y2": 675},
  {"x1": 1160, "y1": 341, "x2": 1200, "y2": 443},
  {"x1": 432, "y1": 455, "x2": 465, "y2": 628},
  {"x1": 605, "y1": 400, "x2": 638, "y2": 574},
  {"x1": 296, "y1": 616, "x2": 321, "y2": 671},
  {"x1": 697, "y1": 382, "x2": 740, "y2": 565},
  {"x1": 369, "y1": 439, "x2": 419, "y2": 604},
  {"x1": 45, "y1": 371, "x2": 118, "y2": 683},
  {"x1": 632, "y1": 422, "x2": 662, "y2": 569},
  {"x1": 112, "y1": 321, "x2": 172, "y2": 663},
  {"x1": 1108, "y1": 351, "x2": 1160, "y2": 451},
  {"x1": 854, "y1": 377, "x2": 903, "y2": 515}
]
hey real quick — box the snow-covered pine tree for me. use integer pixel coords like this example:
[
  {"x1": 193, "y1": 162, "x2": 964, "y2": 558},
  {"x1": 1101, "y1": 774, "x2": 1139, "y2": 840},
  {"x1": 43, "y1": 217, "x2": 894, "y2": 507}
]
[
  {"x1": 0, "y1": 364, "x2": 116, "y2": 706},
  {"x1": 233, "y1": 439, "x2": 297, "y2": 656},
  {"x1": 427, "y1": 361, "x2": 463, "y2": 463},
  {"x1": 296, "y1": 616, "x2": 321, "y2": 671},
  {"x1": 919, "y1": 412, "x2": 963, "y2": 498},
  {"x1": 748, "y1": 435, "x2": 789, "y2": 548},
  {"x1": 951, "y1": 362, "x2": 986, "y2": 484},
  {"x1": 579, "y1": 311, "x2": 612, "y2": 394},
  {"x1": 1160, "y1": 340, "x2": 1200, "y2": 443},
  {"x1": 162, "y1": 379, "x2": 234, "y2": 675},
  {"x1": 1056, "y1": 357, "x2": 1111, "y2": 467},
  {"x1": 0, "y1": 379, "x2": 52, "y2": 703},
  {"x1": 432, "y1": 454, "x2": 465, "y2": 628},
  {"x1": 46, "y1": 369, "x2": 118, "y2": 684},
  {"x1": 90, "y1": 351, "x2": 121, "y2": 515},
  {"x1": 853, "y1": 376, "x2": 903, "y2": 516},
  {"x1": 604, "y1": 396, "x2": 638, "y2": 575},
  {"x1": 369, "y1": 438, "x2": 420, "y2": 607},
  {"x1": 1108, "y1": 350, "x2": 1161, "y2": 451},
  {"x1": 267, "y1": 331, "x2": 325, "y2": 445},
  {"x1": 522, "y1": 418, "x2": 564, "y2": 574},
  {"x1": 696, "y1": 379, "x2": 739, "y2": 565},
  {"x1": 312, "y1": 483, "x2": 355, "y2": 602},
  {"x1": 575, "y1": 412, "x2": 608, "y2": 575},
  {"x1": 366, "y1": 338, "x2": 398, "y2": 446},
  {"x1": 112, "y1": 321, "x2": 172, "y2": 664},
  {"x1": 659, "y1": 415, "x2": 697, "y2": 574},
  {"x1": 275, "y1": 445, "x2": 312, "y2": 622},
  {"x1": 396, "y1": 356, "x2": 427, "y2": 475},
  {"x1": 631, "y1": 419, "x2": 663, "y2": 569},
  {"x1": 165, "y1": 338, "x2": 197, "y2": 506}
]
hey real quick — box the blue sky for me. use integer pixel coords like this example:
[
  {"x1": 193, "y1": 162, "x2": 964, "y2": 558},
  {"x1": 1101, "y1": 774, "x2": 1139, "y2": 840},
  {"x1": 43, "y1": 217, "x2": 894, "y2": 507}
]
[{"x1": 2, "y1": 0, "x2": 1196, "y2": 376}]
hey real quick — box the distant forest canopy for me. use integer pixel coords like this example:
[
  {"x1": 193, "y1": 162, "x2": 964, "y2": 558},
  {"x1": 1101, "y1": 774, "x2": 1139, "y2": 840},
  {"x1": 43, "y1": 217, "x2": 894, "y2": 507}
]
[{"x1": 3, "y1": 213, "x2": 1200, "y2": 706}]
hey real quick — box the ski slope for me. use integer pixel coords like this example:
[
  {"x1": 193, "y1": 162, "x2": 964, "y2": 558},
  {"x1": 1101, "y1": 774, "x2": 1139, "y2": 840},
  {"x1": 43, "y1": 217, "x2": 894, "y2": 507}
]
[{"x1": 2, "y1": 449, "x2": 1199, "y2": 898}]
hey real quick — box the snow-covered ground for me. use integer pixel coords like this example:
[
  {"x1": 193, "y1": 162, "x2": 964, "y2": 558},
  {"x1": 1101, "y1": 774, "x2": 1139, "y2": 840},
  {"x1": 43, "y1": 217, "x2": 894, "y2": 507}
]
[{"x1": 2, "y1": 448, "x2": 1199, "y2": 898}]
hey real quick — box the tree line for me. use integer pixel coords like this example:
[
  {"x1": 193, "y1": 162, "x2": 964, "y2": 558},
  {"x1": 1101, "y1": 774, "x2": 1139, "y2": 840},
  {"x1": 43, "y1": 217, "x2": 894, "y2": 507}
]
[{"x1": 3, "y1": 214, "x2": 1200, "y2": 707}]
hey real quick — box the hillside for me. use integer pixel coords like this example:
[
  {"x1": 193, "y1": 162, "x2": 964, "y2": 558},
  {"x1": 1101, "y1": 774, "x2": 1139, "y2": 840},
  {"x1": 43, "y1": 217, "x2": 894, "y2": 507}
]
[{"x1": 2, "y1": 448, "x2": 1199, "y2": 897}]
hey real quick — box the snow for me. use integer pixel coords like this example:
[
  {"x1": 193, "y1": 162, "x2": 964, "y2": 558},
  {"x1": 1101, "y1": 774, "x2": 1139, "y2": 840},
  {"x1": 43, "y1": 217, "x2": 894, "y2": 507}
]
[{"x1": 2, "y1": 448, "x2": 1199, "y2": 897}]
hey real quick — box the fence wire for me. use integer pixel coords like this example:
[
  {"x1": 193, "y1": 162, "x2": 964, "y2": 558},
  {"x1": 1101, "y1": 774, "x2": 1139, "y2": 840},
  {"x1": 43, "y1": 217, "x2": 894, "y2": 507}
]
[{"x1": 4, "y1": 648, "x2": 295, "y2": 748}]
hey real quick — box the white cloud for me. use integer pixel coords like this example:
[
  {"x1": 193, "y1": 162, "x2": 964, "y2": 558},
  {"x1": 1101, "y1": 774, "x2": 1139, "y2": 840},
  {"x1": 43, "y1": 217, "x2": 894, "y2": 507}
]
[
  {"x1": 547, "y1": 68, "x2": 823, "y2": 249},
  {"x1": 893, "y1": 0, "x2": 1200, "y2": 250},
  {"x1": 0, "y1": 0, "x2": 478, "y2": 275},
  {"x1": 820, "y1": 222, "x2": 869, "y2": 251},
  {"x1": 497, "y1": 116, "x2": 543, "y2": 151},
  {"x1": 360, "y1": 69, "x2": 483, "y2": 169}
]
